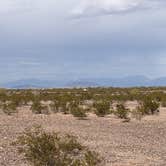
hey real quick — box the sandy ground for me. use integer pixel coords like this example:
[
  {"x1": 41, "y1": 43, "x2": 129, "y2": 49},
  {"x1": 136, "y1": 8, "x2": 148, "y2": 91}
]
[{"x1": 0, "y1": 106, "x2": 166, "y2": 166}]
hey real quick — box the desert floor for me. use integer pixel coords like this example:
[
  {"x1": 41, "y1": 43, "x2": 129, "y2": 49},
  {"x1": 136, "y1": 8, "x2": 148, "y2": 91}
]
[{"x1": 0, "y1": 106, "x2": 166, "y2": 166}]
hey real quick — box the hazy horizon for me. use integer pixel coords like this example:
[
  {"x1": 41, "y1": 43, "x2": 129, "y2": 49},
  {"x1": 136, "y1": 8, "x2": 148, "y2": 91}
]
[{"x1": 1, "y1": 0, "x2": 166, "y2": 84}]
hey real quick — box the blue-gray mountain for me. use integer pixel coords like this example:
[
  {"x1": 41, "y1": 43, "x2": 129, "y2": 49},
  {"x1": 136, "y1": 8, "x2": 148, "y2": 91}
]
[{"x1": 2, "y1": 76, "x2": 166, "y2": 89}]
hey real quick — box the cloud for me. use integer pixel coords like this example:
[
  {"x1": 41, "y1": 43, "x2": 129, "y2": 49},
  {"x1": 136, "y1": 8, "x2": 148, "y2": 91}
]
[
  {"x1": 0, "y1": 0, "x2": 38, "y2": 15},
  {"x1": 71, "y1": 0, "x2": 165, "y2": 18}
]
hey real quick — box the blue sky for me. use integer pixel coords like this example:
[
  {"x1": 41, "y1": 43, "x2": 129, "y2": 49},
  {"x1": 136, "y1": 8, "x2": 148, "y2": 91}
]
[{"x1": 0, "y1": 0, "x2": 166, "y2": 83}]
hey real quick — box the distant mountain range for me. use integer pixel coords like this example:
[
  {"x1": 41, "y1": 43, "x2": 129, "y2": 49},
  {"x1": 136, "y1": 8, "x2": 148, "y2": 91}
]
[{"x1": 1, "y1": 76, "x2": 166, "y2": 89}]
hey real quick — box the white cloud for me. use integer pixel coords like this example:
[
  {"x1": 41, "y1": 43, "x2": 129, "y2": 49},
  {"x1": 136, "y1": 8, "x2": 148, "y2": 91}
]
[{"x1": 71, "y1": 0, "x2": 165, "y2": 18}]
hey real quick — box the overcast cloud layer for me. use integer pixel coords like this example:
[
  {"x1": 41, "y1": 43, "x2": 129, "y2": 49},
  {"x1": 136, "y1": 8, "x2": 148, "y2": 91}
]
[
  {"x1": 0, "y1": 0, "x2": 166, "y2": 83},
  {"x1": 71, "y1": 0, "x2": 166, "y2": 18}
]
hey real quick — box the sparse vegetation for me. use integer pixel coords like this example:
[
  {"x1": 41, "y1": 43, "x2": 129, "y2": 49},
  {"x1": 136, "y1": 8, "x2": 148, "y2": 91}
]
[
  {"x1": 132, "y1": 108, "x2": 144, "y2": 121},
  {"x1": 115, "y1": 103, "x2": 129, "y2": 119},
  {"x1": 14, "y1": 127, "x2": 101, "y2": 166},
  {"x1": 31, "y1": 100, "x2": 49, "y2": 115},
  {"x1": 69, "y1": 101, "x2": 87, "y2": 119},
  {"x1": 71, "y1": 107, "x2": 87, "y2": 119},
  {"x1": 94, "y1": 101, "x2": 110, "y2": 117},
  {"x1": 1, "y1": 87, "x2": 166, "y2": 165},
  {"x1": 0, "y1": 87, "x2": 164, "y2": 119},
  {"x1": 2, "y1": 102, "x2": 18, "y2": 115},
  {"x1": 139, "y1": 99, "x2": 160, "y2": 115}
]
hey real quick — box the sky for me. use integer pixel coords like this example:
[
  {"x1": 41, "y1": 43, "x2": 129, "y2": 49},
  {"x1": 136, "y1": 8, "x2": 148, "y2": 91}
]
[{"x1": 0, "y1": 0, "x2": 166, "y2": 83}]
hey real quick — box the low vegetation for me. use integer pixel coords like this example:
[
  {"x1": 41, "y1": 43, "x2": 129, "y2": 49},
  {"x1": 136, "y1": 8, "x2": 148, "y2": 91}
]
[
  {"x1": 0, "y1": 87, "x2": 165, "y2": 166},
  {"x1": 0, "y1": 87, "x2": 163, "y2": 120},
  {"x1": 93, "y1": 100, "x2": 110, "y2": 117},
  {"x1": 138, "y1": 99, "x2": 160, "y2": 115},
  {"x1": 2, "y1": 102, "x2": 18, "y2": 115},
  {"x1": 115, "y1": 103, "x2": 129, "y2": 119},
  {"x1": 31, "y1": 100, "x2": 49, "y2": 115},
  {"x1": 14, "y1": 127, "x2": 101, "y2": 166},
  {"x1": 70, "y1": 107, "x2": 87, "y2": 119}
]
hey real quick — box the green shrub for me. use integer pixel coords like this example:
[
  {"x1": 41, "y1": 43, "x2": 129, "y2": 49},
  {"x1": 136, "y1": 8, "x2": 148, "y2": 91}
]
[
  {"x1": 93, "y1": 101, "x2": 110, "y2": 117},
  {"x1": 70, "y1": 107, "x2": 87, "y2": 119},
  {"x1": 14, "y1": 127, "x2": 101, "y2": 166},
  {"x1": 31, "y1": 101, "x2": 42, "y2": 114},
  {"x1": 139, "y1": 99, "x2": 159, "y2": 115},
  {"x1": 115, "y1": 104, "x2": 129, "y2": 119},
  {"x1": 59, "y1": 101, "x2": 70, "y2": 114},
  {"x1": 2, "y1": 102, "x2": 18, "y2": 115},
  {"x1": 31, "y1": 101, "x2": 49, "y2": 115}
]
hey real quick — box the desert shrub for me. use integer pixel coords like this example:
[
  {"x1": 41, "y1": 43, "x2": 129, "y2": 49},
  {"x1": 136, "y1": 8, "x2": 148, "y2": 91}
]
[
  {"x1": 10, "y1": 95, "x2": 22, "y2": 107},
  {"x1": 84, "y1": 151, "x2": 101, "y2": 166},
  {"x1": 58, "y1": 101, "x2": 70, "y2": 114},
  {"x1": 115, "y1": 104, "x2": 129, "y2": 119},
  {"x1": 14, "y1": 127, "x2": 101, "y2": 166},
  {"x1": 31, "y1": 101, "x2": 43, "y2": 114},
  {"x1": 31, "y1": 101, "x2": 49, "y2": 114},
  {"x1": 70, "y1": 107, "x2": 87, "y2": 119},
  {"x1": 69, "y1": 101, "x2": 87, "y2": 119},
  {"x1": 93, "y1": 101, "x2": 110, "y2": 117},
  {"x1": 2, "y1": 102, "x2": 18, "y2": 115},
  {"x1": 131, "y1": 108, "x2": 144, "y2": 121},
  {"x1": 139, "y1": 99, "x2": 160, "y2": 115},
  {"x1": 49, "y1": 101, "x2": 59, "y2": 113}
]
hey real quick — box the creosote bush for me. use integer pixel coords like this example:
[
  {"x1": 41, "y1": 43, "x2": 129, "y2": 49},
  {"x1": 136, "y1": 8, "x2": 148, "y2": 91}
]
[
  {"x1": 31, "y1": 100, "x2": 43, "y2": 114},
  {"x1": 69, "y1": 101, "x2": 87, "y2": 119},
  {"x1": 115, "y1": 104, "x2": 129, "y2": 119},
  {"x1": 0, "y1": 87, "x2": 164, "y2": 119},
  {"x1": 2, "y1": 102, "x2": 18, "y2": 115},
  {"x1": 70, "y1": 107, "x2": 87, "y2": 119},
  {"x1": 93, "y1": 101, "x2": 110, "y2": 117},
  {"x1": 31, "y1": 101, "x2": 49, "y2": 115},
  {"x1": 14, "y1": 127, "x2": 101, "y2": 166},
  {"x1": 139, "y1": 99, "x2": 160, "y2": 115}
]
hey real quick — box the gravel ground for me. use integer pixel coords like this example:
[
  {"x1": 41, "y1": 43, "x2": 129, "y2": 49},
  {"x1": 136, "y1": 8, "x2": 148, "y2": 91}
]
[{"x1": 0, "y1": 106, "x2": 166, "y2": 166}]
